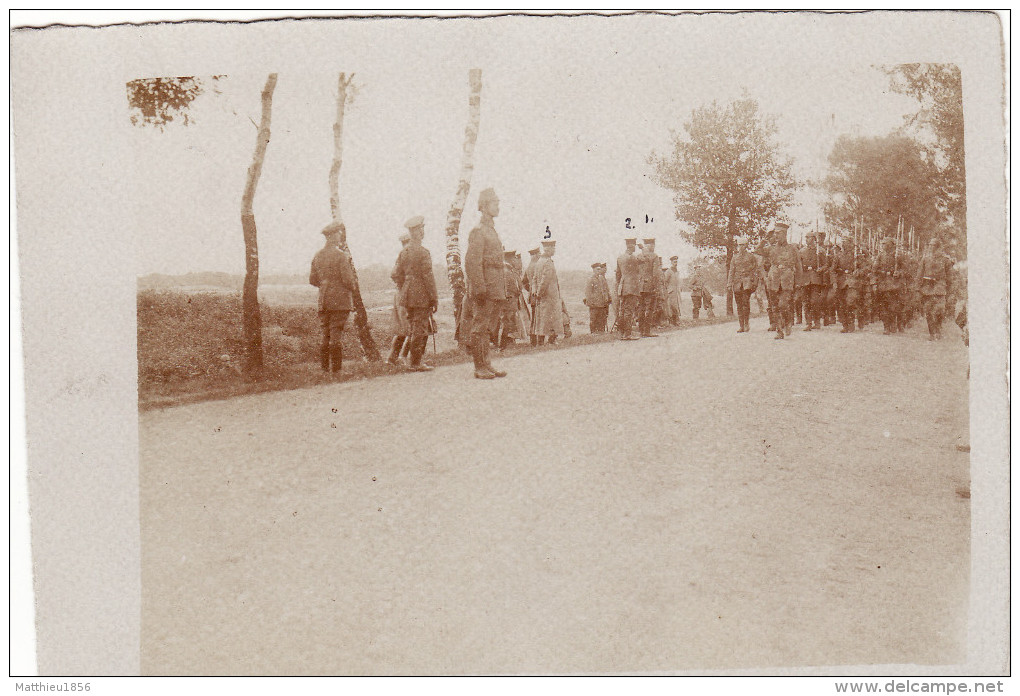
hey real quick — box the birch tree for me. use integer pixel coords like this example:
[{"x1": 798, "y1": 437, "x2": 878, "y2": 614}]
[
  {"x1": 444, "y1": 69, "x2": 482, "y2": 335},
  {"x1": 239, "y1": 73, "x2": 278, "y2": 379},
  {"x1": 328, "y1": 72, "x2": 380, "y2": 361}
]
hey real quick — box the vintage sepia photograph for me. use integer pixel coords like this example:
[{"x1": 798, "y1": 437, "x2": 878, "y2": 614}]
[{"x1": 10, "y1": 10, "x2": 1009, "y2": 680}]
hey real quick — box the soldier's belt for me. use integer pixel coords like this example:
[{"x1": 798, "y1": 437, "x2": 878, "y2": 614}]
[
  {"x1": 483, "y1": 260, "x2": 503, "y2": 268},
  {"x1": 805, "y1": 266, "x2": 814, "y2": 270}
]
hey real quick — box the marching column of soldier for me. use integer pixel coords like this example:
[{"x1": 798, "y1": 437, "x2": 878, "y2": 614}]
[
  {"x1": 310, "y1": 192, "x2": 961, "y2": 380},
  {"x1": 750, "y1": 221, "x2": 959, "y2": 341}
]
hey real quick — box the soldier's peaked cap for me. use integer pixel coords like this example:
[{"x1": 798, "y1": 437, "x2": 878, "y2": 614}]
[
  {"x1": 542, "y1": 239, "x2": 556, "y2": 246},
  {"x1": 670, "y1": 255, "x2": 679, "y2": 261},
  {"x1": 773, "y1": 222, "x2": 790, "y2": 231},
  {"x1": 643, "y1": 237, "x2": 656, "y2": 244},
  {"x1": 503, "y1": 249, "x2": 516, "y2": 258},
  {"x1": 321, "y1": 221, "x2": 345, "y2": 236},
  {"x1": 624, "y1": 237, "x2": 637, "y2": 244},
  {"x1": 478, "y1": 188, "x2": 498, "y2": 205},
  {"x1": 528, "y1": 246, "x2": 541, "y2": 255},
  {"x1": 591, "y1": 262, "x2": 601, "y2": 269},
  {"x1": 404, "y1": 215, "x2": 425, "y2": 229},
  {"x1": 398, "y1": 232, "x2": 411, "y2": 243}
]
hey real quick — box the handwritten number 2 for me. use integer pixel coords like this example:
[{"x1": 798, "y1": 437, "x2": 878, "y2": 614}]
[{"x1": 625, "y1": 218, "x2": 633, "y2": 229}]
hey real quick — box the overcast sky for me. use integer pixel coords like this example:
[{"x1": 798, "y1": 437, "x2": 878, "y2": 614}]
[{"x1": 124, "y1": 14, "x2": 919, "y2": 275}]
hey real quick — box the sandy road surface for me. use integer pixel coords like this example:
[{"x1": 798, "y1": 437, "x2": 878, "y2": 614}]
[{"x1": 140, "y1": 317, "x2": 970, "y2": 675}]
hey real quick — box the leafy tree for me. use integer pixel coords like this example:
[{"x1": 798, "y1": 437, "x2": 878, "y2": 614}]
[
  {"x1": 650, "y1": 97, "x2": 798, "y2": 314},
  {"x1": 126, "y1": 75, "x2": 222, "y2": 129},
  {"x1": 823, "y1": 133, "x2": 938, "y2": 250},
  {"x1": 885, "y1": 64, "x2": 966, "y2": 255}
]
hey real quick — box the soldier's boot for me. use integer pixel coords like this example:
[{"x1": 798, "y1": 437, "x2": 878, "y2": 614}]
[
  {"x1": 409, "y1": 337, "x2": 434, "y2": 372},
  {"x1": 330, "y1": 344, "x2": 343, "y2": 375},
  {"x1": 473, "y1": 341, "x2": 495, "y2": 379},
  {"x1": 692, "y1": 308, "x2": 699, "y2": 320},
  {"x1": 482, "y1": 340, "x2": 507, "y2": 378},
  {"x1": 548, "y1": 335, "x2": 557, "y2": 345},
  {"x1": 400, "y1": 337, "x2": 412, "y2": 359},
  {"x1": 320, "y1": 343, "x2": 331, "y2": 372},
  {"x1": 386, "y1": 336, "x2": 405, "y2": 366},
  {"x1": 530, "y1": 334, "x2": 538, "y2": 347},
  {"x1": 707, "y1": 308, "x2": 715, "y2": 318}
]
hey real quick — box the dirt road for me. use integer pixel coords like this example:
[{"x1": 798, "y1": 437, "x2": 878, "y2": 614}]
[{"x1": 139, "y1": 317, "x2": 970, "y2": 674}]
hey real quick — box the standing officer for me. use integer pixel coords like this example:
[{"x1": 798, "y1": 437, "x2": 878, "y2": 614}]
[
  {"x1": 386, "y1": 232, "x2": 413, "y2": 366},
  {"x1": 665, "y1": 256, "x2": 682, "y2": 324},
  {"x1": 615, "y1": 238, "x2": 641, "y2": 340},
  {"x1": 309, "y1": 221, "x2": 357, "y2": 375},
  {"x1": 522, "y1": 245, "x2": 542, "y2": 346},
  {"x1": 637, "y1": 237, "x2": 661, "y2": 337},
  {"x1": 727, "y1": 235, "x2": 759, "y2": 333},
  {"x1": 689, "y1": 263, "x2": 715, "y2": 320},
  {"x1": 766, "y1": 222, "x2": 799, "y2": 339},
  {"x1": 391, "y1": 215, "x2": 439, "y2": 372},
  {"x1": 497, "y1": 249, "x2": 526, "y2": 350},
  {"x1": 584, "y1": 262, "x2": 612, "y2": 333},
  {"x1": 533, "y1": 239, "x2": 562, "y2": 344},
  {"x1": 464, "y1": 188, "x2": 508, "y2": 379}
]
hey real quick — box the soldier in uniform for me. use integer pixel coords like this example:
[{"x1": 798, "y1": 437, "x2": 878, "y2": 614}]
[
  {"x1": 689, "y1": 263, "x2": 708, "y2": 320},
  {"x1": 309, "y1": 221, "x2": 357, "y2": 375},
  {"x1": 386, "y1": 232, "x2": 413, "y2": 366},
  {"x1": 917, "y1": 236, "x2": 953, "y2": 340},
  {"x1": 532, "y1": 239, "x2": 562, "y2": 345},
  {"x1": 766, "y1": 222, "x2": 800, "y2": 339},
  {"x1": 872, "y1": 237, "x2": 901, "y2": 335},
  {"x1": 497, "y1": 249, "x2": 526, "y2": 350},
  {"x1": 830, "y1": 237, "x2": 855, "y2": 332},
  {"x1": 756, "y1": 239, "x2": 777, "y2": 331},
  {"x1": 636, "y1": 237, "x2": 661, "y2": 337},
  {"x1": 584, "y1": 262, "x2": 612, "y2": 333},
  {"x1": 853, "y1": 245, "x2": 872, "y2": 329},
  {"x1": 819, "y1": 232, "x2": 837, "y2": 326},
  {"x1": 793, "y1": 239, "x2": 805, "y2": 326},
  {"x1": 390, "y1": 215, "x2": 438, "y2": 372},
  {"x1": 665, "y1": 256, "x2": 682, "y2": 325},
  {"x1": 522, "y1": 246, "x2": 542, "y2": 346},
  {"x1": 615, "y1": 237, "x2": 641, "y2": 340},
  {"x1": 727, "y1": 235, "x2": 759, "y2": 333},
  {"x1": 464, "y1": 188, "x2": 508, "y2": 379},
  {"x1": 798, "y1": 231, "x2": 825, "y2": 330}
]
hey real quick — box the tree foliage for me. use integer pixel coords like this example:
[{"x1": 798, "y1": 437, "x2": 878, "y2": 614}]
[
  {"x1": 650, "y1": 97, "x2": 799, "y2": 254},
  {"x1": 126, "y1": 75, "x2": 223, "y2": 129},
  {"x1": 885, "y1": 64, "x2": 966, "y2": 253},
  {"x1": 823, "y1": 134, "x2": 937, "y2": 245}
]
